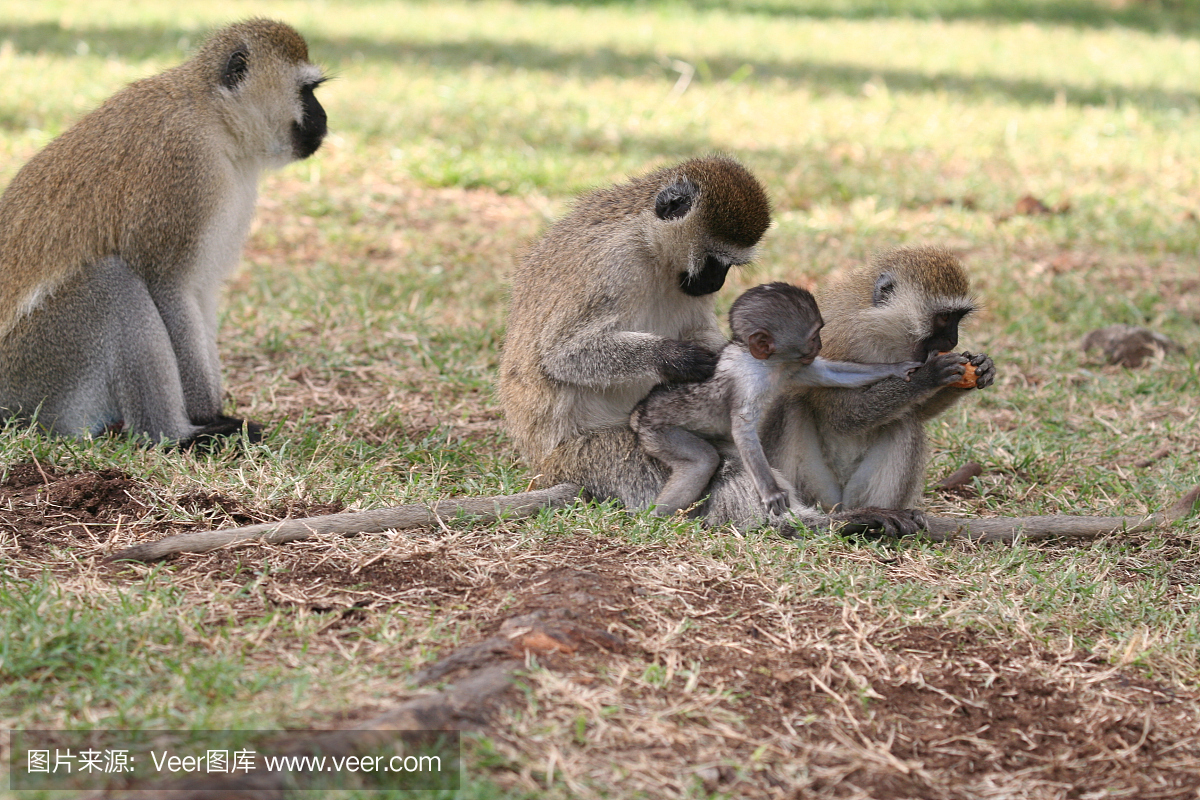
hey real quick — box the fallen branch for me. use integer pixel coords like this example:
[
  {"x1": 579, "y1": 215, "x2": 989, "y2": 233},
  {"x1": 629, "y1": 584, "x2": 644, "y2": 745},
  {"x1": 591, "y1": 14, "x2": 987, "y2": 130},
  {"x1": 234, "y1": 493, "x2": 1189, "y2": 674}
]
[
  {"x1": 922, "y1": 483, "x2": 1200, "y2": 544},
  {"x1": 108, "y1": 483, "x2": 582, "y2": 562}
]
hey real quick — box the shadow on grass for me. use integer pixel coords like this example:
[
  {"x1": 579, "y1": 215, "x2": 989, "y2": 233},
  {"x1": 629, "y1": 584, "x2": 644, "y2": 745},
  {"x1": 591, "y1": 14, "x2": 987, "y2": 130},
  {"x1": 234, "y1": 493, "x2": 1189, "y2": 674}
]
[
  {"x1": 517, "y1": 0, "x2": 1200, "y2": 37},
  {"x1": 3, "y1": 20, "x2": 1198, "y2": 115}
]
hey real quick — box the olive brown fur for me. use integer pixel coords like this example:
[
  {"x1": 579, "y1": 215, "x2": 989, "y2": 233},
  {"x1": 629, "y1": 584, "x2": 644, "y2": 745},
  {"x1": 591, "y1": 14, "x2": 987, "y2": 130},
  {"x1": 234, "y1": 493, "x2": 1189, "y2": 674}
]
[{"x1": 0, "y1": 18, "x2": 327, "y2": 448}]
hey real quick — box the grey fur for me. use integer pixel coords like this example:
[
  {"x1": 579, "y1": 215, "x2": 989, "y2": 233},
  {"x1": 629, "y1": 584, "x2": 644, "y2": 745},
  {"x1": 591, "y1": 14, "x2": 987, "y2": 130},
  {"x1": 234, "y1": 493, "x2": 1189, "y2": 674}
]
[{"x1": 632, "y1": 282, "x2": 919, "y2": 516}]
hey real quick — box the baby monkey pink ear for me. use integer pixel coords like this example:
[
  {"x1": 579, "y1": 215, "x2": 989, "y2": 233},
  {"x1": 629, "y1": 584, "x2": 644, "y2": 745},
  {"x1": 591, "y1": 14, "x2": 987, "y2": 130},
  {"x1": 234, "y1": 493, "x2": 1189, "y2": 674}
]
[{"x1": 747, "y1": 329, "x2": 775, "y2": 360}]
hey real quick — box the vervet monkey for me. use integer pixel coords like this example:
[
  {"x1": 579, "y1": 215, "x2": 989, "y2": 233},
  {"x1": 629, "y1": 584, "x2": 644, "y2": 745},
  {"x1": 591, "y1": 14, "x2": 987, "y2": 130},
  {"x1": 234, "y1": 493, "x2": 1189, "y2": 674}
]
[
  {"x1": 0, "y1": 18, "x2": 327, "y2": 447},
  {"x1": 758, "y1": 246, "x2": 1196, "y2": 541},
  {"x1": 631, "y1": 282, "x2": 920, "y2": 516},
  {"x1": 498, "y1": 156, "x2": 927, "y2": 536},
  {"x1": 109, "y1": 203, "x2": 1200, "y2": 561},
  {"x1": 763, "y1": 247, "x2": 992, "y2": 511}
]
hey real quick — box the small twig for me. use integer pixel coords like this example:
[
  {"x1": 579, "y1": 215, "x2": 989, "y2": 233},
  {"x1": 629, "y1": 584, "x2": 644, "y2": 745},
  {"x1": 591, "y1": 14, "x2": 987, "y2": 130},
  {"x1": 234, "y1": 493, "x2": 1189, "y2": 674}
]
[
  {"x1": 935, "y1": 462, "x2": 983, "y2": 491},
  {"x1": 1132, "y1": 445, "x2": 1172, "y2": 469}
]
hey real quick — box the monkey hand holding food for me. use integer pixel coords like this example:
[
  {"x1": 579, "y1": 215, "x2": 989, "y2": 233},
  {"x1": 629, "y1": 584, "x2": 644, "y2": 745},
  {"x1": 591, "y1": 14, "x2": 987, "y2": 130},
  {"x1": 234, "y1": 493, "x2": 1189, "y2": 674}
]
[
  {"x1": 938, "y1": 350, "x2": 994, "y2": 389},
  {"x1": 0, "y1": 19, "x2": 326, "y2": 447}
]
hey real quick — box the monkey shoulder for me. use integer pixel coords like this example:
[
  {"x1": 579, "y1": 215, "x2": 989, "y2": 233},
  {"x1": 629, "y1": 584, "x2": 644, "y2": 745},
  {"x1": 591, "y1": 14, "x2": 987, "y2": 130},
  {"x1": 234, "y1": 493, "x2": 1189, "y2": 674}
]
[{"x1": 719, "y1": 345, "x2": 774, "y2": 403}]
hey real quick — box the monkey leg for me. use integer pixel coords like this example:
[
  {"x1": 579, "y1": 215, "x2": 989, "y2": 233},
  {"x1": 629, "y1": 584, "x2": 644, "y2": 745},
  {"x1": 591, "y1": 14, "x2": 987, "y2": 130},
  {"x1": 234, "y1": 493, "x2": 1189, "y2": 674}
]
[
  {"x1": 540, "y1": 427, "x2": 667, "y2": 509},
  {"x1": 838, "y1": 423, "x2": 927, "y2": 510},
  {"x1": 637, "y1": 425, "x2": 721, "y2": 515},
  {"x1": 0, "y1": 258, "x2": 239, "y2": 445}
]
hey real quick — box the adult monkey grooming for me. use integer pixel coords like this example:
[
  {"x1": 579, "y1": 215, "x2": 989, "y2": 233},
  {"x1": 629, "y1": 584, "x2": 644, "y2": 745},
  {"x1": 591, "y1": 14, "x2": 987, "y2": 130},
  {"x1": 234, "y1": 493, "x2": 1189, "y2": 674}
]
[
  {"x1": 0, "y1": 19, "x2": 327, "y2": 447},
  {"x1": 499, "y1": 156, "x2": 925, "y2": 536}
]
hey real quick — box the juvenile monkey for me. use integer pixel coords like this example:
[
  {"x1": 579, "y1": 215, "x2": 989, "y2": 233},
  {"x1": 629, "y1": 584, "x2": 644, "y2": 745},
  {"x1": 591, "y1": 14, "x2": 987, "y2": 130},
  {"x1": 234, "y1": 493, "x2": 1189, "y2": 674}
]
[
  {"x1": 498, "y1": 156, "x2": 927, "y2": 536},
  {"x1": 0, "y1": 19, "x2": 327, "y2": 447},
  {"x1": 764, "y1": 247, "x2": 994, "y2": 512},
  {"x1": 631, "y1": 282, "x2": 920, "y2": 516}
]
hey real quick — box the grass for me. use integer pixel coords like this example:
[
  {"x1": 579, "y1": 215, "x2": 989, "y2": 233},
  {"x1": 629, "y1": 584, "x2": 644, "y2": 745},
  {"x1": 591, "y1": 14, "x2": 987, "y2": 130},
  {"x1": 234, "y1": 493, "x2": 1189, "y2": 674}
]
[{"x1": 0, "y1": 0, "x2": 1198, "y2": 797}]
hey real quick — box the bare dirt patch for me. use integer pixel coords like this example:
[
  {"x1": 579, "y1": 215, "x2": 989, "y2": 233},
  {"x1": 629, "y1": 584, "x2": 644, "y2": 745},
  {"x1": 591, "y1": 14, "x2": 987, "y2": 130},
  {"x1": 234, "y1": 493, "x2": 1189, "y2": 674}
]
[
  {"x1": 0, "y1": 462, "x2": 343, "y2": 570},
  {"x1": 188, "y1": 529, "x2": 1197, "y2": 799}
]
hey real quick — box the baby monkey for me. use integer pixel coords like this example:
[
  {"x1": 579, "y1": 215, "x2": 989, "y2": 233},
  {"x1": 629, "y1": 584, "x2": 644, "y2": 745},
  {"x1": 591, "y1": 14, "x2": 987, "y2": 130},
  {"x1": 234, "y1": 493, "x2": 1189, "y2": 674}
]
[{"x1": 631, "y1": 282, "x2": 921, "y2": 517}]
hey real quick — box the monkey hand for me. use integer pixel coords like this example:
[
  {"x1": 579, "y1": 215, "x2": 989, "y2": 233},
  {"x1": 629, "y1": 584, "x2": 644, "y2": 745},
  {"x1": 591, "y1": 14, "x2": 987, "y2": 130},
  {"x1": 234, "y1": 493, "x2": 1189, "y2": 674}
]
[
  {"x1": 896, "y1": 361, "x2": 923, "y2": 382},
  {"x1": 761, "y1": 488, "x2": 789, "y2": 516},
  {"x1": 658, "y1": 339, "x2": 720, "y2": 383},
  {"x1": 959, "y1": 351, "x2": 995, "y2": 390},
  {"x1": 916, "y1": 350, "x2": 969, "y2": 389},
  {"x1": 832, "y1": 507, "x2": 928, "y2": 538}
]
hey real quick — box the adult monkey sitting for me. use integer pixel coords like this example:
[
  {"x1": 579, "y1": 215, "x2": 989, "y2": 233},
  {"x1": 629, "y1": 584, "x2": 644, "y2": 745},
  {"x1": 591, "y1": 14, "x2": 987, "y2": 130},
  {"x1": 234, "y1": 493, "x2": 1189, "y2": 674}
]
[
  {"x1": 0, "y1": 19, "x2": 327, "y2": 448},
  {"x1": 498, "y1": 155, "x2": 926, "y2": 536}
]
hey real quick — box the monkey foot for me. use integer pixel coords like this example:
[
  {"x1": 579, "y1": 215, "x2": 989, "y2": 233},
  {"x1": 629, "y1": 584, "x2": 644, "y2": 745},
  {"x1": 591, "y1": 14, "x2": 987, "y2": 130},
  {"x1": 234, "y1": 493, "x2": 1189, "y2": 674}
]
[
  {"x1": 175, "y1": 416, "x2": 264, "y2": 452},
  {"x1": 831, "y1": 507, "x2": 927, "y2": 538}
]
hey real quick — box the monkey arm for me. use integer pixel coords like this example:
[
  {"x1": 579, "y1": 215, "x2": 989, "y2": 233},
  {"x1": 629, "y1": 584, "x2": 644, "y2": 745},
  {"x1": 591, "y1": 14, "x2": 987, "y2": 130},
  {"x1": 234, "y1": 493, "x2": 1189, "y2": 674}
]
[
  {"x1": 813, "y1": 352, "x2": 968, "y2": 435},
  {"x1": 541, "y1": 328, "x2": 718, "y2": 388},
  {"x1": 796, "y1": 357, "x2": 922, "y2": 388},
  {"x1": 148, "y1": 282, "x2": 225, "y2": 423},
  {"x1": 730, "y1": 404, "x2": 788, "y2": 515}
]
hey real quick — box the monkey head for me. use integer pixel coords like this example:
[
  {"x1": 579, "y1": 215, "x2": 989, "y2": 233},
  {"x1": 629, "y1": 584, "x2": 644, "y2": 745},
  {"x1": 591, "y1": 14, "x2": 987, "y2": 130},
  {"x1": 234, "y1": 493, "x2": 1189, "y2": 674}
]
[
  {"x1": 650, "y1": 157, "x2": 771, "y2": 297},
  {"x1": 817, "y1": 246, "x2": 976, "y2": 364},
  {"x1": 730, "y1": 282, "x2": 824, "y2": 363},
  {"x1": 199, "y1": 18, "x2": 328, "y2": 165}
]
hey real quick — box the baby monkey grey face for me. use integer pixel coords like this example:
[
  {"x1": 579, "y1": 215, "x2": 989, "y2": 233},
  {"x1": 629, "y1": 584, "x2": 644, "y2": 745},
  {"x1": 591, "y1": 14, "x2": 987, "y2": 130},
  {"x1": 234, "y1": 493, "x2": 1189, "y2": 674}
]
[{"x1": 729, "y1": 282, "x2": 824, "y2": 363}]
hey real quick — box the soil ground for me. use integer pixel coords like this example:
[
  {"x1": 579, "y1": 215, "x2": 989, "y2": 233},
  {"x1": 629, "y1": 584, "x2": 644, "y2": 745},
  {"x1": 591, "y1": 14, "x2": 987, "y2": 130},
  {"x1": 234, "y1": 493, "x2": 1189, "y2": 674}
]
[{"x1": 4, "y1": 463, "x2": 1198, "y2": 799}]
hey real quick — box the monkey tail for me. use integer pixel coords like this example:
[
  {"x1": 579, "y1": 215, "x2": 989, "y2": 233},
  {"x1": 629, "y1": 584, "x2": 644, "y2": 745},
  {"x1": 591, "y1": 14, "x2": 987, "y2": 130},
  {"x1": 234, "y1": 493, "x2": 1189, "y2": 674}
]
[
  {"x1": 923, "y1": 483, "x2": 1200, "y2": 543},
  {"x1": 107, "y1": 483, "x2": 583, "y2": 562}
]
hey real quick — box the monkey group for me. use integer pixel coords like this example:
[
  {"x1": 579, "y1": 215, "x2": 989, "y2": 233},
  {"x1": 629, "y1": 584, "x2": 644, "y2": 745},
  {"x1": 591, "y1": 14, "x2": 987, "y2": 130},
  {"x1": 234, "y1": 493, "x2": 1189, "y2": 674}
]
[
  {"x1": 631, "y1": 282, "x2": 921, "y2": 517},
  {"x1": 0, "y1": 22, "x2": 1179, "y2": 554}
]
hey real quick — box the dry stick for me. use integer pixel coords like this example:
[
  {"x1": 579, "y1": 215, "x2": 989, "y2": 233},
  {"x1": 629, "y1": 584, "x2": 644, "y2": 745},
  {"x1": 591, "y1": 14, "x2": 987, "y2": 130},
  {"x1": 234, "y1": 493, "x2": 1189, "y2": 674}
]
[
  {"x1": 109, "y1": 480, "x2": 1200, "y2": 562},
  {"x1": 922, "y1": 483, "x2": 1200, "y2": 544},
  {"x1": 108, "y1": 483, "x2": 583, "y2": 562},
  {"x1": 934, "y1": 461, "x2": 983, "y2": 491},
  {"x1": 1132, "y1": 445, "x2": 1172, "y2": 469}
]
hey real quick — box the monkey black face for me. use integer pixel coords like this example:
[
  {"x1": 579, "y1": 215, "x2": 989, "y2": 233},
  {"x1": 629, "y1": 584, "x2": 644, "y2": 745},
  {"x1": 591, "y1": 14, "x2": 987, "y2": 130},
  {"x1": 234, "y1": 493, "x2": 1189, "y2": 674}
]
[
  {"x1": 920, "y1": 308, "x2": 969, "y2": 357},
  {"x1": 679, "y1": 252, "x2": 733, "y2": 296},
  {"x1": 292, "y1": 79, "x2": 327, "y2": 159}
]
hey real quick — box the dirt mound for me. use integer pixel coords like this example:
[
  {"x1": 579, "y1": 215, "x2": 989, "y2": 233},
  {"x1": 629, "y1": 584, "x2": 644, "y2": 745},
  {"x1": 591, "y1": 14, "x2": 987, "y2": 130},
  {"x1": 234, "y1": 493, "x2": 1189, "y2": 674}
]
[{"x1": 0, "y1": 462, "x2": 343, "y2": 563}]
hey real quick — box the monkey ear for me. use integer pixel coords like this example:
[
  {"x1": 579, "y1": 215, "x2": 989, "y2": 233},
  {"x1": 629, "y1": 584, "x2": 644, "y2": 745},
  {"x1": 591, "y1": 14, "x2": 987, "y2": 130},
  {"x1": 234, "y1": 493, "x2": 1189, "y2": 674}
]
[
  {"x1": 747, "y1": 330, "x2": 775, "y2": 360},
  {"x1": 221, "y1": 48, "x2": 250, "y2": 90},
  {"x1": 872, "y1": 272, "x2": 897, "y2": 306},
  {"x1": 655, "y1": 177, "x2": 698, "y2": 221}
]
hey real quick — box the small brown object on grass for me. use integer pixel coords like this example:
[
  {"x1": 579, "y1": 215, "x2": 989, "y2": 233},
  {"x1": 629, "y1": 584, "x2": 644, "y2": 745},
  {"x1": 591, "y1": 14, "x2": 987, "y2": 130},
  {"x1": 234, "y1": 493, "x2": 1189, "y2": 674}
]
[
  {"x1": 1082, "y1": 324, "x2": 1183, "y2": 369},
  {"x1": 935, "y1": 461, "x2": 983, "y2": 492}
]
